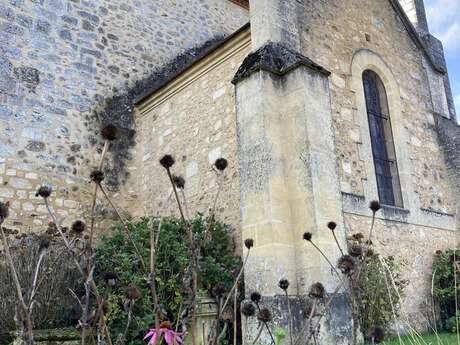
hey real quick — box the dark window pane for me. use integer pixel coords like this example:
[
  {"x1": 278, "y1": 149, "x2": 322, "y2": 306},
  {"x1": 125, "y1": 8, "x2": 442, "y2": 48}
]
[{"x1": 363, "y1": 70, "x2": 403, "y2": 208}]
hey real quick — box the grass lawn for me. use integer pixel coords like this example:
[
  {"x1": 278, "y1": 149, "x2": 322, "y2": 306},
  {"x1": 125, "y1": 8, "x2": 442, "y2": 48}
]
[{"x1": 381, "y1": 332, "x2": 459, "y2": 345}]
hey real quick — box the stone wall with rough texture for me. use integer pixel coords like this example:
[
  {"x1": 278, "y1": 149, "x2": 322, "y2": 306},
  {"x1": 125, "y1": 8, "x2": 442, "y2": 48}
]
[
  {"x1": 297, "y1": 0, "x2": 456, "y2": 215},
  {"x1": 135, "y1": 35, "x2": 251, "y2": 250},
  {"x1": 0, "y1": 0, "x2": 247, "y2": 232}
]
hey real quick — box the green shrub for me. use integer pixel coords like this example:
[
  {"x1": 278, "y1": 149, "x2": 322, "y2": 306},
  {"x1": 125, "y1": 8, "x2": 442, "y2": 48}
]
[
  {"x1": 95, "y1": 215, "x2": 241, "y2": 345},
  {"x1": 433, "y1": 248, "x2": 460, "y2": 332}
]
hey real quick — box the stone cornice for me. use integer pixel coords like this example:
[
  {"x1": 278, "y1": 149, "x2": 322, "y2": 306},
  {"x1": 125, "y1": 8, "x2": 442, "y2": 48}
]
[{"x1": 231, "y1": 41, "x2": 330, "y2": 84}]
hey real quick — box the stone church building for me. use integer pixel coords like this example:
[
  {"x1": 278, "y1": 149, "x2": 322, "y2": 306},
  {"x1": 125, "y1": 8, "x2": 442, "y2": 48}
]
[{"x1": 0, "y1": 0, "x2": 459, "y2": 343}]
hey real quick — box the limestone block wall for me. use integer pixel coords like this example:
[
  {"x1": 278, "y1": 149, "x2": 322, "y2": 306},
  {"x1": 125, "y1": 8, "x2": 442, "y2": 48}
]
[
  {"x1": 135, "y1": 29, "x2": 251, "y2": 248},
  {"x1": 0, "y1": 0, "x2": 247, "y2": 233}
]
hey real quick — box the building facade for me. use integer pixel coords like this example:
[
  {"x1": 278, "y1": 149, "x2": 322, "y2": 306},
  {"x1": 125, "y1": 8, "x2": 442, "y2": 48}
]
[{"x1": 1, "y1": 0, "x2": 459, "y2": 343}]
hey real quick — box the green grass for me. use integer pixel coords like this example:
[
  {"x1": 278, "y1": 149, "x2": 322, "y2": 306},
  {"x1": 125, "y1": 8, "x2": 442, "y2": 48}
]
[{"x1": 380, "y1": 332, "x2": 459, "y2": 345}]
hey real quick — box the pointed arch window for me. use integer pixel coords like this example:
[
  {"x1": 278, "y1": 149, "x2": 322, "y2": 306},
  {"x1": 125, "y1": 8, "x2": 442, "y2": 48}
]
[{"x1": 363, "y1": 70, "x2": 403, "y2": 207}]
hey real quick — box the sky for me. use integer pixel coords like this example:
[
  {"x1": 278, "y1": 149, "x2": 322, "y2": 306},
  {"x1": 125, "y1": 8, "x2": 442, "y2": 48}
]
[{"x1": 425, "y1": 0, "x2": 460, "y2": 117}]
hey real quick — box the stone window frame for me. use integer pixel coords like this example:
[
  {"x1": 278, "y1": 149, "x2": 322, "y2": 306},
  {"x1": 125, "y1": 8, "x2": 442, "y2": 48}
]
[
  {"x1": 350, "y1": 49, "x2": 416, "y2": 213},
  {"x1": 343, "y1": 49, "x2": 456, "y2": 230}
]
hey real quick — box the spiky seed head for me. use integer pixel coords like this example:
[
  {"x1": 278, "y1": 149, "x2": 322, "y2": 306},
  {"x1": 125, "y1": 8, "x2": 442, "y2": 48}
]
[
  {"x1": 327, "y1": 221, "x2": 337, "y2": 231},
  {"x1": 172, "y1": 175, "x2": 185, "y2": 189},
  {"x1": 349, "y1": 244, "x2": 363, "y2": 258},
  {"x1": 368, "y1": 326, "x2": 385, "y2": 343},
  {"x1": 257, "y1": 308, "x2": 272, "y2": 323},
  {"x1": 101, "y1": 124, "x2": 119, "y2": 141},
  {"x1": 212, "y1": 283, "x2": 226, "y2": 297},
  {"x1": 338, "y1": 255, "x2": 356, "y2": 274},
  {"x1": 90, "y1": 170, "x2": 104, "y2": 183},
  {"x1": 244, "y1": 238, "x2": 254, "y2": 249},
  {"x1": 308, "y1": 282, "x2": 325, "y2": 299},
  {"x1": 159, "y1": 155, "x2": 175, "y2": 169},
  {"x1": 214, "y1": 158, "x2": 228, "y2": 171},
  {"x1": 303, "y1": 232, "x2": 313, "y2": 241},
  {"x1": 38, "y1": 236, "x2": 50, "y2": 252},
  {"x1": 250, "y1": 291, "x2": 262, "y2": 303},
  {"x1": 369, "y1": 200, "x2": 381, "y2": 213},
  {"x1": 278, "y1": 279, "x2": 289, "y2": 291},
  {"x1": 71, "y1": 220, "x2": 86, "y2": 234},
  {"x1": 0, "y1": 201, "x2": 9, "y2": 219},
  {"x1": 36, "y1": 185, "x2": 52, "y2": 198},
  {"x1": 126, "y1": 285, "x2": 142, "y2": 300},
  {"x1": 352, "y1": 233, "x2": 365, "y2": 241},
  {"x1": 241, "y1": 302, "x2": 256, "y2": 317},
  {"x1": 366, "y1": 248, "x2": 375, "y2": 257}
]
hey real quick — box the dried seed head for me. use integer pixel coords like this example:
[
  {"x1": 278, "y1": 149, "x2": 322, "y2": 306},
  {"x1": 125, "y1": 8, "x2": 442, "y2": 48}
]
[
  {"x1": 160, "y1": 321, "x2": 172, "y2": 330},
  {"x1": 349, "y1": 244, "x2": 363, "y2": 258},
  {"x1": 71, "y1": 220, "x2": 86, "y2": 234},
  {"x1": 90, "y1": 170, "x2": 104, "y2": 183},
  {"x1": 366, "y1": 248, "x2": 375, "y2": 257},
  {"x1": 327, "y1": 221, "x2": 337, "y2": 231},
  {"x1": 126, "y1": 285, "x2": 142, "y2": 300},
  {"x1": 244, "y1": 238, "x2": 254, "y2": 250},
  {"x1": 0, "y1": 201, "x2": 9, "y2": 219},
  {"x1": 369, "y1": 200, "x2": 381, "y2": 213},
  {"x1": 38, "y1": 236, "x2": 50, "y2": 252},
  {"x1": 352, "y1": 233, "x2": 365, "y2": 241},
  {"x1": 214, "y1": 158, "x2": 228, "y2": 171},
  {"x1": 212, "y1": 283, "x2": 226, "y2": 297},
  {"x1": 101, "y1": 124, "x2": 119, "y2": 141},
  {"x1": 159, "y1": 155, "x2": 175, "y2": 169},
  {"x1": 308, "y1": 282, "x2": 325, "y2": 299},
  {"x1": 241, "y1": 302, "x2": 256, "y2": 317},
  {"x1": 303, "y1": 232, "x2": 313, "y2": 241},
  {"x1": 172, "y1": 175, "x2": 185, "y2": 189},
  {"x1": 36, "y1": 185, "x2": 52, "y2": 198},
  {"x1": 250, "y1": 291, "x2": 262, "y2": 303},
  {"x1": 338, "y1": 255, "x2": 356, "y2": 274},
  {"x1": 278, "y1": 279, "x2": 290, "y2": 291},
  {"x1": 257, "y1": 308, "x2": 272, "y2": 323},
  {"x1": 368, "y1": 326, "x2": 385, "y2": 343}
]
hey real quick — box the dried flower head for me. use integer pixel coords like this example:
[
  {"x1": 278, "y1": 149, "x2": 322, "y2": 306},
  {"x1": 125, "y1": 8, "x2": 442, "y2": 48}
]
[
  {"x1": 327, "y1": 221, "x2": 337, "y2": 231},
  {"x1": 101, "y1": 124, "x2": 119, "y2": 141},
  {"x1": 244, "y1": 238, "x2": 254, "y2": 249},
  {"x1": 103, "y1": 272, "x2": 117, "y2": 287},
  {"x1": 338, "y1": 255, "x2": 356, "y2": 274},
  {"x1": 90, "y1": 170, "x2": 104, "y2": 184},
  {"x1": 241, "y1": 302, "x2": 256, "y2": 317},
  {"x1": 303, "y1": 232, "x2": 313, "y2": 241},
  {"x1": 278, "y1": 279, "x2": 289, "y2": 291},
  {"x1": 159, "y1": 155, "x2": 175, "y2": 169},
  {"x1": 126, "y1": 285, "x2": 142, "y2": 300},
  {"x1": 212, "y1": 283, "x2": 226, "y2": 297},
  {"x1": 250, "y1": 291, "x2": 262, "y2": 304},
  {"x1": 160, "y1": 321, "x2": 172, "y2": 329},
  {"x1": 71, "y1": 220, "x2": 86, "y2": 234},
  {"x1": 214, "y1": 158, "x2": 228, "y2": 171},
  {"x1": 368, "y1": 326, "x2": 385, "y2": 343},
  {"x1": 0, "y1": 201, "x2": 9, "y2": 219},
  {"x1": 257, "y1": 308, "x2": 272, "y2": 323},
  {"x1": 369, "y1": 200, "x2": 381, "y2": 213},
  {"x1": 349, "y1": 244, "x2": 363, "y2": 258},
  {"x1": 366, "y1": 248, "x2": 375, "y2": 257},
  {"x1": 38, "y1": 236, "x2": 50, "y2": 252},
  {"x1": 36, "y1": 185, "x2": 52, "y2": 198},
  {"x1": 308, "y1": 282, "x2": 325, "y2": 299},
  {"x1": 352, "y1": 233, "x2": 365, "y2": 241},
  {"x1": 172, "y1": 175, "x2": 185, "y2": 189}
]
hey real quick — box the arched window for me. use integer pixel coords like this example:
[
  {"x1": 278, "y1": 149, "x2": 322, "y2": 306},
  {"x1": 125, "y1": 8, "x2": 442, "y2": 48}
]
[{"x1": 363, "y1": 70, "x2": 403, "y2": 207}]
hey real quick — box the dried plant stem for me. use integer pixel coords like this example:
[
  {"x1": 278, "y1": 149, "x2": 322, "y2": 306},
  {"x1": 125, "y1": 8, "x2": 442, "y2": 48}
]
[
  {"x1": 28, "y1": 249, "x2": 47, "y2": 314},
  {"x1": 221, "y1": 249, "x2": 250, "y2": 314},
  {"x1": 251, "y1": 325, "x2": 264, "y2": 345},
  {"x1": 283, "y1": 290, "x2": 293, "y2": 345},
  {"x1": 210, "y1": 172, "x2": 224, "y2": 219},
  {"x1": 364, "y1": 212, "x2": 376, "y2": 258},
  {"x1": 331, "y1": 230, "x2": 344, "y2": 256},
  {"x1": 149, "y1": 219, "x2": 161, "y2": 345},
  {"x1": 180, "y1": 189, "x2": 191, "y2": 220},
  {"x1": 0, "y1": 218, "x2": 34, "y2": 345},
  {"x1": 431, "y1": 268, "x2": 438, "y2": 333},
  {"x1": 254, "y1": 303, "x2": 276, "y2": 345},
  {"x1": 307, "y1": 240, "x2": 347, "y2": 288},
  {"x1": 99, "y1": 184, "x2": 146, "y2": 270},
  {"x1": 165, "y1": 167, "x2": 197, "y2": 345}
]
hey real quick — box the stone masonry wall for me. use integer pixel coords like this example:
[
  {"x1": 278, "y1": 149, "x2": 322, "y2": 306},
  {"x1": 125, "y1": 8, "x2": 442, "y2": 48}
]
[
  {"x1": 298, "y1": 0, "x2": 456, "y2": 215},
  {"x1": 136, "y1": 38, "x2": 251, "y2": 251},
  {"x1": 0, "y1": 0, "x2": 247, "y2": 233}
]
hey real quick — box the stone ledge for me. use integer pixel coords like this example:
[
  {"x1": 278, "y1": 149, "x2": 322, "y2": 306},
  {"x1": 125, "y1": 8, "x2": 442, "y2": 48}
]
[{"x1": 231, "y1": 41, "x2": 330, "y2": 84}]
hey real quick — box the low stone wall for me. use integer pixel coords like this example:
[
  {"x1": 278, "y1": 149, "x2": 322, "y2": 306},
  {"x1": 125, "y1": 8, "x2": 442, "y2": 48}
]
[{"x1": 11, "y1": 329, "x2": 79, "y2": 345}]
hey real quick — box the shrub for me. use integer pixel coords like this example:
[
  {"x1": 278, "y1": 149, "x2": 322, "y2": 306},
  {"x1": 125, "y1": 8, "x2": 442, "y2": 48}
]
[
  {"x1": 0, "y1": 234, "x2": 82, "y2": 334},
  {"x1": 95, "y1": 215, "x2": 241, "y2": 345},
  {"x1": 433, "y1": 248, "x2": 460, "y2": 331}
]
